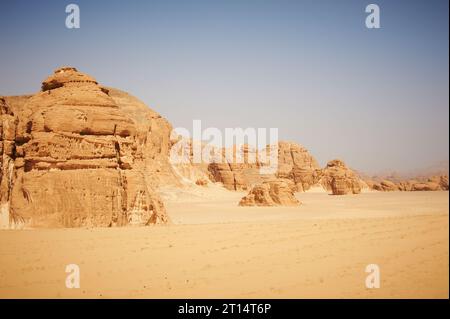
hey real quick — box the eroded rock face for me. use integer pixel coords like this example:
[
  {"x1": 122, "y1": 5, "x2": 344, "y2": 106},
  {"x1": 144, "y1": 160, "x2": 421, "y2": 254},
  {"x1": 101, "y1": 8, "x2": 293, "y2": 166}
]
[
  {"x1": 317, "y1": 160, "x2": 363, "y2": 195},
  {"x1": 106, "y1": 88, "x2": 179, "y2": 188},
  {"x1": 373, "y1": 180, "x2": 398, "y2": 192},
  {"x1": 238, "y1": 179, "x2": 300, "y2": 206},
  {"x1": 366, "y1": 175, "x2": 448, "y2": 192},
  {"x1": 207, "y1": 144, "x2": 260, "y2": 191},
  {"x1": 428, "y1": 175, "x2": 449, "y2": 191},
  {"x1": 276, "y1": 141, "x2": 322, "y2": 192},
  {"x1": 205, "y1": 141, "x2": 321, "y2": 192},
  {"x1": 195, "y1": 178, "x2": 208, "y2": 186},
  {"x1": 193, "y1": 142, "x2": 366, "y2": 196},
  {"x1": 0, "y1": 67, "x2": 172, "y2": 228},
  {"x1": 411, "y1": 182, "x2": 441, "y2": 191}
]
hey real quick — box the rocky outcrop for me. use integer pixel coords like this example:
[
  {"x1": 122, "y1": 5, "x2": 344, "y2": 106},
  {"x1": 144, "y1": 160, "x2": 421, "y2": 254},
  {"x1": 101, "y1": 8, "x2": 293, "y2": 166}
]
[
  {"x1": 411, "y1": 182, "x2": 441, "y2": 191},
  {"x1": 208, "y1": 162, "x2": 247, "y2": 190},
  {"x1": 0, "y1": 97, "x2": 21, "y2": 228},
  {"x1": 428, "y1": 175, "x2": 449, "y2": 191},
  {"x1": 0, "y1": 67, "x2": 173, "y2": 228},
  {"x1": 207, "y1": 144, "x2": 261, "y2": 191},
  {"x1": 373, "y1": 180, "x2": 399, "y2": 192},
  {"x1": 396, "y1": 180, "x2": 416, "y2": 191},
  {"x1": 205, "y1": 141, "x2": 321, "y2": 192},
  {"x1": 195, "y1": 178, "x2": 208, "y2": 186},
  {"x1": 3, "y1": 67, "x2": 446, "y2": 228},
  {"x1": 239, "y1": 179, "x2": 300, "y2": 206},
  {"x1": 317, "y1": 160, "x2": 363, "y2": 195},
  {"x1": 276, "y1": 141, "x2": 322, "y2": 192},
  {"x1": 106, "y1": 87, "x2": 179, "y2": 188},
  {"x1": 195, "y1": 142, "x2": 367, "y2": 196},
  {"x1": 365, "y1": 175, "x2": 448, "y2": 192}
]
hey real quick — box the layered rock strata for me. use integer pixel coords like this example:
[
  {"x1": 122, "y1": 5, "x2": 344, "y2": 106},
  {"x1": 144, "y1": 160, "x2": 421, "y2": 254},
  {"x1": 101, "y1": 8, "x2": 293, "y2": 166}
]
[
  {"x1": 317, "y1": 159, "x2": 364, "y2": 195},
  {"x1": 239, "y1": 179, "x2": 301, "y2": 206},
  {"x1": 0, "y1": 67, "x2": 173, "y2": 228}
]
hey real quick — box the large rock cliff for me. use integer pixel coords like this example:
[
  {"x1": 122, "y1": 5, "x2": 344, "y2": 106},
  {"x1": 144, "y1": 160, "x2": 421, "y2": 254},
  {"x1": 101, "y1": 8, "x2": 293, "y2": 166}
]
[{"x1": 1, "y1": 67, "x2": 175, "y2": 228}]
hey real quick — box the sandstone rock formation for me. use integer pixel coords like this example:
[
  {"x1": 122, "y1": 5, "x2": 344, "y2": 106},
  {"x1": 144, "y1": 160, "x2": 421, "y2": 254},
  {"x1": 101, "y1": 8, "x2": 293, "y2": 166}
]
[
  {"x1": 207, "y1": 144, "x2": 261, "y2": 191},
  {"x1": 205, "y1": 141, "x2": 322, "y2": 192},
  {"x1": 373, "y1": 180, "x2": 399, "y2": 192},
  {"x1": 168, "y1": 137, "x2": 225, "y2": 186},
  {"x1": 428, "y1": 175, "x2": 449, "y2": 191},
  {"x1": 411, "y1": 181, "x2": 441, "y2": 191},
  {"x1": 185, "y1": 141, "x2": 367, "y2": 196},
  {"x1": 3, "y1": 67, "x2": 446, "y2": 228},
  {"x1": 317, "y1": 159, "x2": 363, "y2": 195},
  {"x1": 239, "y1": 179, "x2": 300, "y2": 206},
  {"x1": 1, "y1": 67, "x2": 174, "y2": 228},
  {"x1": 396, "y1": 180, "x2": 416, "y2": 191},
  {"x1": 365, "y1": 175, "x2": 448, "y2": 192},
  {"x1": 195, "y1": 178, "x2": 209, "y2": 186},
  {"x1": 275, "y1": 141, "x2": 322, "y2": 192}
]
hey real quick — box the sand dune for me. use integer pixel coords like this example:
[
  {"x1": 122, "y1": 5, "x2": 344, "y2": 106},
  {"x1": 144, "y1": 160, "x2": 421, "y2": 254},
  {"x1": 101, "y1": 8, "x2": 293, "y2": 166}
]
[{"x1": 0, "y1": 191, "x2": 448, "y2": 298}]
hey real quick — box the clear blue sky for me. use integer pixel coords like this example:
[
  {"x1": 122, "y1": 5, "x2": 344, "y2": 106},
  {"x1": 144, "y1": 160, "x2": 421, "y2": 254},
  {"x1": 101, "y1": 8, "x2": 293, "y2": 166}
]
[{"x1": 1, "y1": 0, "x2": 448, "y2": 173}]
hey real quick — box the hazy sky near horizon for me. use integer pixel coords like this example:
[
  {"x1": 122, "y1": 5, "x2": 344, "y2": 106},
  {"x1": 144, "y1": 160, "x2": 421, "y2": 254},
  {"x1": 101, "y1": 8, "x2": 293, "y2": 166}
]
[{"x1": 1, "y1": 0, "x2": 448, "y2": 174}]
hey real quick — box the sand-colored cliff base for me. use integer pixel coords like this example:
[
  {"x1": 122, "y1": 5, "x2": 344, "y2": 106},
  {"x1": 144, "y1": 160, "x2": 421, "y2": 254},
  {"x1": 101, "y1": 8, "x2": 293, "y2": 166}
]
[{"x1": 0, "y1": 191, "x2": 448, "y2": 298}]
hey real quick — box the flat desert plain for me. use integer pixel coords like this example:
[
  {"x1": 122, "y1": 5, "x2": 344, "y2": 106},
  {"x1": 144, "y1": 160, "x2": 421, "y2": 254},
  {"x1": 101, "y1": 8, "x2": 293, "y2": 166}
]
[{"x1": 0, "y1": 190, "x2": 448, "y2": 298}]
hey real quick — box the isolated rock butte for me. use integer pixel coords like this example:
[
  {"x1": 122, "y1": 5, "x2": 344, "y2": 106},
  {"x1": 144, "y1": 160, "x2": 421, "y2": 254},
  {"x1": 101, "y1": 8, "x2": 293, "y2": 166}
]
[
  {"x1": 317, "y1": 159, "x2": 363, "y2": 195},
  {"x1": 276, "y1": 141, "x2": 322, "y2": 192},
  {"x1": 239, "y1": 180, "x2": 300, "y2": 206},
  {"x1": 0, "y1": 67, "x2": 176, "y2": 228}
]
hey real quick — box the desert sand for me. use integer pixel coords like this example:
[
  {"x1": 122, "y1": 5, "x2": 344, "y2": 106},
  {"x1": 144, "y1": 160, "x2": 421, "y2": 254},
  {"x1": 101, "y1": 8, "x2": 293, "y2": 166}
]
[{"x1": 0, "y1": 190, "x2": 448, "y2": 299}]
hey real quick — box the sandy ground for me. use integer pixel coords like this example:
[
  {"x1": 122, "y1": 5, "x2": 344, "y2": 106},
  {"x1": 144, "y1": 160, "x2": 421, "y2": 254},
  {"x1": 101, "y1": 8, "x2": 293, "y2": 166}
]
[{"x1": 0, "y1": 189, "x2": 448, "y2": 298}]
